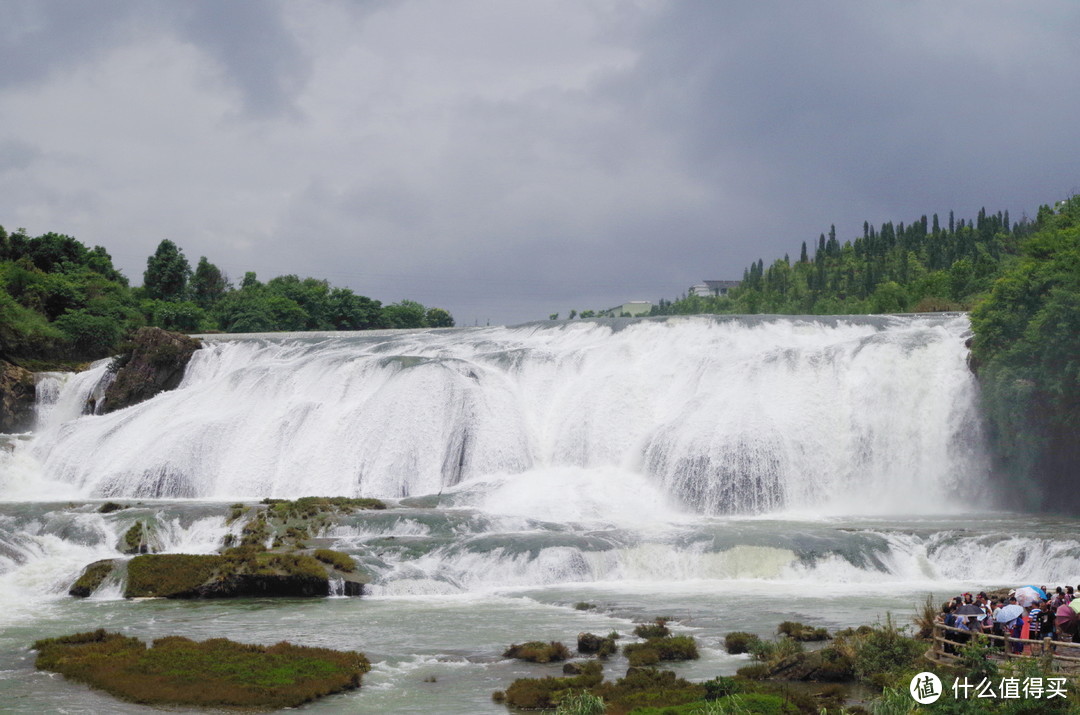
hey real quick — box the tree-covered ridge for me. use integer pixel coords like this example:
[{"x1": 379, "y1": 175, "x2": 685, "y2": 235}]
[
  {"x1": 0, "y1": 228, "x2": 454, "y2": 364},
  {"x1": 970, "y1": 196, "x2": 1080, "y2": 511},
  {"x1": 654, "y1": 207, "x2": 1036, "y2": 316}
]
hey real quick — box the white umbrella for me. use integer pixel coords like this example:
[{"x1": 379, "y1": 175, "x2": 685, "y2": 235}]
[
  {"x1": 995, "y1": 604, "x2": 1024, "y2": 623},
  {"x1": 1014, "y1": 586, "x2": 1043, "y2": 607}
]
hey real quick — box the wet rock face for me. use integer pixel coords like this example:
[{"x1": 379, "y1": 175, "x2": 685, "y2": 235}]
[
  {"x1": 99, "y1": 327, "x2": 201, "y2": 414},
  {"x1": 0, "y1": 360, "x2": 35, "y2": 433}
]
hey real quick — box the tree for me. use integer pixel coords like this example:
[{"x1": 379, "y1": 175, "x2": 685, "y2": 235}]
[
  {"x1": 424, "y1": 307, "x2": 454, "y2": 327},
  {"x1": 143, "y1": 240, "x2": 191, "y2": 302},
  {"x1": 190, "y1": 257, "x2": 230, "y2": 310},
  {"x1": 383, "y1": 299, "x2": 427, "y2": 329}
]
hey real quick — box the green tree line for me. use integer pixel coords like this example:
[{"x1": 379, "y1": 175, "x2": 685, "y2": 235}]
[
  {"x1": 654, "y1": 206, "x2": 1035, "y2": 316},
  {"x1": 0, "y1": 228, "x2": 454, "y2": 365}
]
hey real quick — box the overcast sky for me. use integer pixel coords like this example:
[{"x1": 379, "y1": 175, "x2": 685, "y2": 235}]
[{"x1": 2, "y1": 1, "x2": 1078, "y2": 325}]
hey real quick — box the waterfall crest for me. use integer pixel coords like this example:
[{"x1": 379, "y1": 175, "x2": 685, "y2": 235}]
[{"x1": 5, "y1": 315, "x2": 987, "y2": 515}]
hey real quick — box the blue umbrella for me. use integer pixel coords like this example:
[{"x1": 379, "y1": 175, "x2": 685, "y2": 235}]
[{"x1": 1022, "y1": 585, "x2": 1049, "y2": 599}]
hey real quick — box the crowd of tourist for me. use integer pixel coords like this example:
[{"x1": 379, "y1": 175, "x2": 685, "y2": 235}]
[{"x1": 938, "y1": 586, "x2": 1080, "y2": 654}]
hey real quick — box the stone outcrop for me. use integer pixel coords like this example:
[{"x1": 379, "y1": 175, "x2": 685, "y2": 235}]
[
  {"x1": 99, "y1": 327, "x2": 201, "y2": 414},
  {"x1": 0, "y1": 360, "x2": 35, "y2": 433}
]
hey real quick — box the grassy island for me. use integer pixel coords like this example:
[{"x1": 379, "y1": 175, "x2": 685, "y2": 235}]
[{"x1": 33, "y1": 629, "x2": 370, "y2": 709}]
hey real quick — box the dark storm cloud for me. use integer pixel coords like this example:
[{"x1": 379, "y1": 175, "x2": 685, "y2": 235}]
[
  {"x1": 604, "y1": 1, "x2": 1080, "y2": 245},
  {"x1": 0, "y1": 0, "x2": 309, "y2": 117},
  {"x1": 0, "y1": 1, "x2": 138, "y2": 88},
  {"x1": 172, "y1": 0, "x2": 311, "y2": 118}
]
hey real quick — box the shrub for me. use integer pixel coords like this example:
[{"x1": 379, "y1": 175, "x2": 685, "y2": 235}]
[
  {"x1": 634, "y1": 618, "x2": 671, "y2": 639},
  {"x1": 848, "y1": 616, "x2": 924, "y2": 686},
  {"x1": 33, "y1": 630, "x2": 370, "y2": 709},
  {"x1": 555, "y1": 689, "x2": 605, "y2": 715},
  {"x1": 98, "y1": 502, "x2": 126, "y2": 514},
  {"x1": 503, "y1": 641, "x2": 571, "y2": 663},
  {"x1": 749, "y1": 637, "x2": 803, "y2": 665},
  {"x1": 501, "y1": 661, "x2": 603, "y2": 708},
  {"x1": 724, "y1": 631, "x2": 761, "y2": 654}
]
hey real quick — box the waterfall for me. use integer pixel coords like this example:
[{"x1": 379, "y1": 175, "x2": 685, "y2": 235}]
[{"x1": 4, "y1": 315, "x2": 987, "y2": 515}]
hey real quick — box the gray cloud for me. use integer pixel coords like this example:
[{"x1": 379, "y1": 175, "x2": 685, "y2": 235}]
[{"x1": 1, "y1": 0, "x2": 1078, "y2": 325}]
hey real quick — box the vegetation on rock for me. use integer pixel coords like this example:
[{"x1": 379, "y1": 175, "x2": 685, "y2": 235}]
[
  {"x1": 503, "y1": 641, "x2": 571, "y2": 663},
  {"x1": 124, "y1": 551, "x2": 329, "y2": 598},
  {"x1": 33, "y1": 629, "x2": 370, "y2": 709},
  {"x1": 68, "y1": 560, "x2": 117, "y2": 598},
  {"x1": 577, "y1": 632, "x2": 617, "y2": 657},
  {"x1": 314, "y1": 549, "x2": 356, "y2": 572}
]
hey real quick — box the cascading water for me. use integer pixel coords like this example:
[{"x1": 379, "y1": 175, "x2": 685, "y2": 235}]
[
  {"x1": 1, "y1": 316, "x2": 1079, "y2": 713},
  {"x1": 6, "y1": 315, "x2": 986, "y2": 514}
]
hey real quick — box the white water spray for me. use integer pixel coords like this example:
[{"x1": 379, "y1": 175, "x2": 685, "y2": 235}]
[{"x1": 7, "y1": 315, "x2": 986, "y2": 515}]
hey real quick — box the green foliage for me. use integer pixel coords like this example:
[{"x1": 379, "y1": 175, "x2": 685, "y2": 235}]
[
  {"x1": 748, "y1": 636, "x2": 803, "y2": 664},
  {"x1": 0, "y1": 224, "x2": 454, "y2": 360},
  {"x1": 33, "y1": 629, "x2": 370, "y2": 709},
  {"x1": 53, "y1": 309, "x2": 123, "y2": 357},
  {"x1": 654, "y1": 206, "x2": 1028, "y2": 318},
  {"x1": 190, "y1": 256, "x2": 229, "y2": 310},
  {"x1": 143, "y1": 239, "x2": 191, "y2": 302},
  {"x1": 969, "y1": 195, "x2": 1080, "y2": 509},
  {"x1": 592, "y1": 667, "x2": 706, "y2": 712},
  {"x1": 555, "y1": 689, "x2": 606, "y2": 715},
  {"x1": 724, "y1": 632, "x2": 761, "y2": 654},
  {"x1": 846, "y1": 616, "x2": 924, "y2": 686},
  {"x1": 503, "y1": 641, "x2": 571, "y2": 663},
  {"x1": 383, "y1": 299, "x2": 427, "y2": 328}
]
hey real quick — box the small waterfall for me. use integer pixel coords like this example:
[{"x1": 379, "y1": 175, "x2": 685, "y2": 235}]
[{"x1": 7, "y1": 315, "x2": 988, "y2": 515}]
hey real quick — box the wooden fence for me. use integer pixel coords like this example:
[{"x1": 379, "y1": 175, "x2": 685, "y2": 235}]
[{"x1": 929, "y1": 622, "x2": 1080, "y2": 671}]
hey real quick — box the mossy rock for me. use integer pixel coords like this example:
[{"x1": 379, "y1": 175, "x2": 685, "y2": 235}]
[
  {"x1": 33, "y1": 629, "x2": 370, "y2": 709},
  {"x1": 120, "y1": 521, "x2": 151, "y2": 555},
  {"x1": 97, "y1": 502, "x2": 127, "y2": 514},
  {"x1": 777, "y1": 621, "x2": 830, "y2": 641},
  {"x1": 69, "y1": 559, "x2": 118, "y2": 598},
  {"x1": 125, "y1": 553, "x2": 330, "y2": 598},
  {"x1": 577, "y1": 632, "x2": 617, "y2": 657},
  {"x1": 503, "y1": 641, "x2": 571, "y2": 663},
  {"x1": 314, "y1": 549, "x2": 356, "y2": 573}
]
